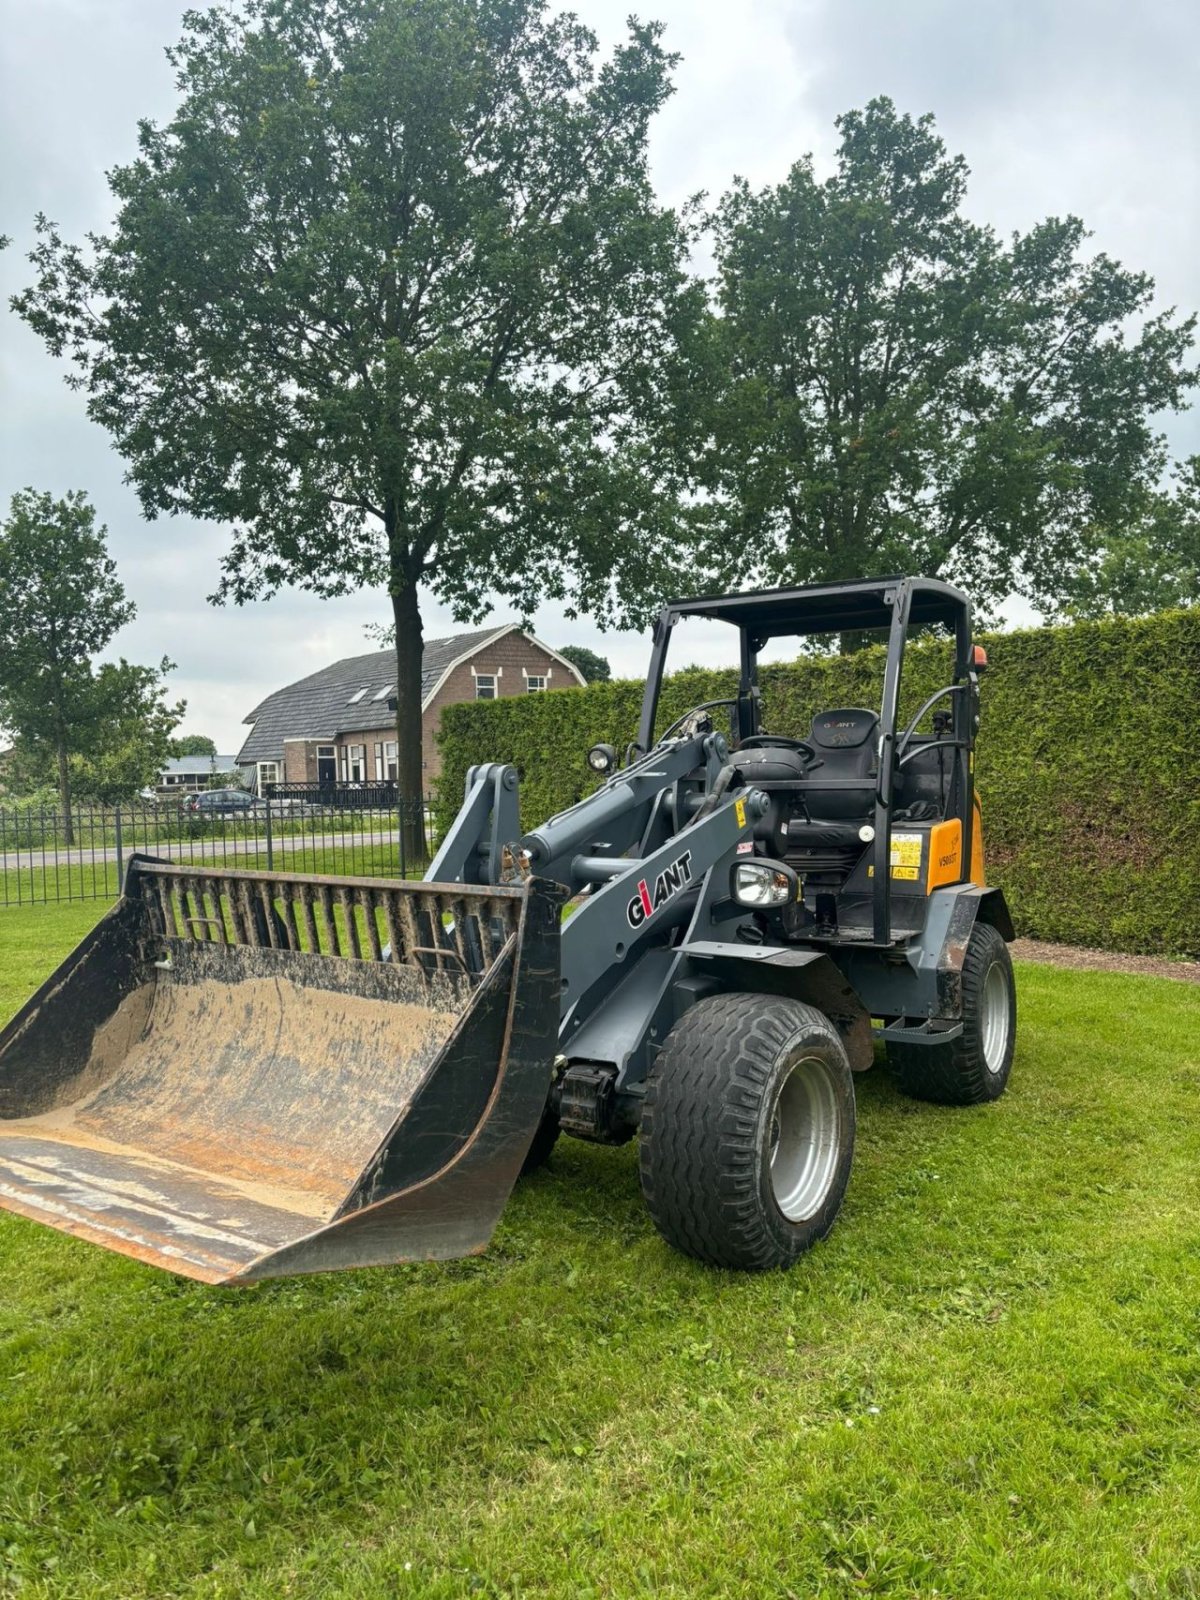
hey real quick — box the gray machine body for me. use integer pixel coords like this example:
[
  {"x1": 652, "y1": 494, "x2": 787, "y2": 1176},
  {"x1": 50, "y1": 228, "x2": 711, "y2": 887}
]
[{"x1": 426, "y1": 734, "x2": 1011, "y2": 1128}]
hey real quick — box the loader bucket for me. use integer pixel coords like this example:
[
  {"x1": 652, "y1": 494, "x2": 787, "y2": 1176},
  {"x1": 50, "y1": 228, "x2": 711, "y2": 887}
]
[{"x1": 0, "y1": 859, "x2": 561, "y2": 1284}]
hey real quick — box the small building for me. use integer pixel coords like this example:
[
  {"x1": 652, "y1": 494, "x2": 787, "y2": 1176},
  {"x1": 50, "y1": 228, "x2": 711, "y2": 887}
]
[
  {"x1": 157, "y1": 755, "x2": 242, "y2": 793},
  {"x1": 237, "y1": 625, "x2": 586, "y2": 793}
]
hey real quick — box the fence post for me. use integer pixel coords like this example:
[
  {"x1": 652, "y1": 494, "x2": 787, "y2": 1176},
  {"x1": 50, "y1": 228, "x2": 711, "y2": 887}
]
[
  {"x1": 114, "y1": 802, "x2": 124, "y2": 890},
  {"x1": 398, "y1": 793, "x2": 407, "y2": 879},
  {"x1": 265, "y1": 795, "x2": 274, "y2": 871}
]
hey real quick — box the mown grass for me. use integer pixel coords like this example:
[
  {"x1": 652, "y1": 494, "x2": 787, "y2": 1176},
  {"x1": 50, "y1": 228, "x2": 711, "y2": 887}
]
[
  {"x1": 1, "y1": 909, "x2": 1199, "y2": 1597},
  {"x1": 0, "y1": 902, "x2": 105, "y2": 1019}
]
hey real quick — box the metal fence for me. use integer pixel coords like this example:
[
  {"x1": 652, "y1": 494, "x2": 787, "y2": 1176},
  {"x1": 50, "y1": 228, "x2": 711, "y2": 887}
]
[
  {"x1": 265, "y1": 779, "x2": 401, "y2": 809},
  {"x1": 0, "y1": 795, "x2": 437, "y2": 909}
]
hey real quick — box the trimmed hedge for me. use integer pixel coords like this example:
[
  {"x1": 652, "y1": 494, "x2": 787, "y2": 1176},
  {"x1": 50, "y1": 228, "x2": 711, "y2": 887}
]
[{"x1": 436, "y1": 610, "x2": 1200, "y2": 956}]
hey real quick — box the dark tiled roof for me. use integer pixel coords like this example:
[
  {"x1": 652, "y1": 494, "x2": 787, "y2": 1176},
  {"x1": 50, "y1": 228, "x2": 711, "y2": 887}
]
[
  {"x1": 161, "y1": 755, "x2": 240, "y2": 776},
  {"x1": 237, "y1": 627, "x2": 511, "y2": 764}
]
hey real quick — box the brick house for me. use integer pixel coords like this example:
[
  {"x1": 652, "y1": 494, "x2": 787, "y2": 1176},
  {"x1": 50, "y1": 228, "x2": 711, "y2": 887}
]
[{"x1": 236, "y1": 625, "x2": 586, "y2": 792}]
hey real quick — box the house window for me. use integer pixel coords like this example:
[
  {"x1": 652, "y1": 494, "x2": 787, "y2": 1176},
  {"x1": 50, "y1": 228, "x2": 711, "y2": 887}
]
[
  {"x1": 526, "y1": 675, "x2": 547, "y2": 693},
  {"x1": 372, "y1": 685, "x2": 391, "y2": 701},
  {"x1": 347, "y1": 687, "x2": 368, "y2": 704},
  {"x1": 475, "y1": 674, "x2": 497, "y2": 700},
  {"x1": 373, "y1": 742, "x2": 384, "y2": 779},
  {"x1": 384, "y1": 741, "x2": 398, "y2": 780},
  {"x1": 347, "y1": 744, "x2": 366, "y2": 782},
  {"x1": 257, "y1": 761, "x2": 279, "y2": 792}
]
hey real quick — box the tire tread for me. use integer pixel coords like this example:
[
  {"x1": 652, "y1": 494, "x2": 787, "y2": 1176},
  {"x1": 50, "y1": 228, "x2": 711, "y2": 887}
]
[{"x1": 639, "y1": 993, "x2": 854, "y2": 1270}]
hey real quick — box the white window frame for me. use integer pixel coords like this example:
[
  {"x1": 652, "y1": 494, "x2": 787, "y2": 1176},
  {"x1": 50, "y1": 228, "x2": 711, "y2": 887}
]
[
  {"x1": 475, "y1": 673, "x2": 497, "y2": 700},
  {"x1": 526, "y1": 674, "x2": 547, "y2": 693},
  {"x1": 384, "y1": 741, "x2": 398, "y2": 780},
  {"x1": 347, "y1": 743, "x2": 366, "y2": 782},
  {"x1": 256, "y1": 760, "x2": 280, "y2": 792}
]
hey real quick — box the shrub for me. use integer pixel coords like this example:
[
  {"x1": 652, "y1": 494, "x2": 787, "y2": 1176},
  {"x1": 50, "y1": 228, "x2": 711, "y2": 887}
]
[{"x1": 436, "y1": 610, "x2": 1200, "y2": 956}]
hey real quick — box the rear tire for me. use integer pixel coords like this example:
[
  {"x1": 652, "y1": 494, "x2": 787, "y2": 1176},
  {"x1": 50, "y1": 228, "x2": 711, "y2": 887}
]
[
  {"x1": 638, "y1": 993, "x2": 856, "y2": 1270},
  {"x1": 887, "y1": 921, "x2": 1016, "y2": 1105}
]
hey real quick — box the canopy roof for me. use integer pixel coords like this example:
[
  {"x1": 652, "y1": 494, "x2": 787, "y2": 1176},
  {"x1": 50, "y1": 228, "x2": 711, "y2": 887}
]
[{"x1": 666, "y1": 576, "x2": 969, "y2": 639}]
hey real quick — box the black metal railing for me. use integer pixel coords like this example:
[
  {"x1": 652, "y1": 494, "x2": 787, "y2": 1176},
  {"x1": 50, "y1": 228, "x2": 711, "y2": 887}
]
[
  {"x1": 265, "y1": 779, "x2": 400, "y2": 809},
  {"x1": 0, "y1": 794, "x2": 437, "y2": 909}
]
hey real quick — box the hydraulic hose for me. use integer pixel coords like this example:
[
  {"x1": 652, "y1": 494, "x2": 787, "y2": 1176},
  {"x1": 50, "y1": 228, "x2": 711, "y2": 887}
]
[{"x1": 684, "y1": 762, "x2": 738, "y2": 830}]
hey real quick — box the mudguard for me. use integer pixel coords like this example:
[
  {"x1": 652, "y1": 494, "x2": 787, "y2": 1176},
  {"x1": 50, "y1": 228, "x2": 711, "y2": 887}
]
[{"x1": 677, "y1": 942, "x2": 875, "y2": 1072}]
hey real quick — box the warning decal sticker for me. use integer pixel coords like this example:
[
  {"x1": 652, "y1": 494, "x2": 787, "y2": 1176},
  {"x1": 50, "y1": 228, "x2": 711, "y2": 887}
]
[
  {"x1": 867, "y1": 831, "x2": 924, "y2": 881},
  {"x1": 890, "y1": 832, "x2": 922, "y2": 868}
]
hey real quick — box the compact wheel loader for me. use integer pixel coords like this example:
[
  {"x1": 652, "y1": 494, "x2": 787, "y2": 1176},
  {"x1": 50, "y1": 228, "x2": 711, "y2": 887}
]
[{"x1": 0, "y1": 576, "x2": 1015, "y2": 1281}]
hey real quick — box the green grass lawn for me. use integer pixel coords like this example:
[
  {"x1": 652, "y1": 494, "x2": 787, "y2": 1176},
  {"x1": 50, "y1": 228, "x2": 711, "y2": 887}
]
[{"x1": 2, "y1": 907, "x2": 1200, "y2": 1598}]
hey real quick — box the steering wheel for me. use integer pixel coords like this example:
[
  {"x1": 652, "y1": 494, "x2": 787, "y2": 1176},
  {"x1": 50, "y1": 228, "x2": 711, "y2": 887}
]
[{"x1": 737, "y1": 734, "x2": 817, "y2": 762}]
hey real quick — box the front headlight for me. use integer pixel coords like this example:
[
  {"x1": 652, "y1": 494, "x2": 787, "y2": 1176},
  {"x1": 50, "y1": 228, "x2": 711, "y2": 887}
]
[
  {"x1": 586, "y1": 742, "x2": 616, "y2": 775},
  {"x1": 731, "y1": 860, "x2": 799, "y2": 908}
]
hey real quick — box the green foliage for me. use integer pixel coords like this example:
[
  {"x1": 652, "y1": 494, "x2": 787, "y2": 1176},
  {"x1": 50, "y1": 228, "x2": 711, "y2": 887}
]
[
  {"x1": 13, "y1": 0, "x2": 701, "y2": 806},
  {"x1": 0, "y1": 490, "x2": 184, "y2": 821},
  {"x1": 172, "y1": 734, "x2": 218, "y2": 757},
  {"x1": 1063, "y1": 456, "x2": 1200, "y2": 618},
  {"x1": 692, "y1": 98, "x2": 1198, "y2": 621},
  {"x1": 556, "y1": 644, "x2": 611, "y2": 683},
  {"x1": 438, "y1": 608, "x2": 1200, "y2": 956}
]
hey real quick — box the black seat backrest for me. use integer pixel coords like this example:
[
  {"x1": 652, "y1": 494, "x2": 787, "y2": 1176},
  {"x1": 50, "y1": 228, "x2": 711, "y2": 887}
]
[
  {"x1": 810, "y1": 708, "x2": 878, "y2": 753},
  {"x1": 805, "y1": 708, "x2": 879, "y2": 819}
]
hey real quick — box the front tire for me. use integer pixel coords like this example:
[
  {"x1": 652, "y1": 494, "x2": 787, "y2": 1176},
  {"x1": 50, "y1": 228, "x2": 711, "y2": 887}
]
[
  {"x1": 888, "y1": 921, "x2": 1016, "y2": 1104},
  {"x1": 638, "y1": 993, "x2": 856, "y2": 1270}
]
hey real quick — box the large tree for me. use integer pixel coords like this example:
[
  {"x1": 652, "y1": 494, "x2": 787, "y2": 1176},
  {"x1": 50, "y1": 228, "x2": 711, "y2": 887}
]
[
  {"x1": 14, "y1": 0, "x2": 700, "y2": 842},
  {"x1": 173, "y1": 733, "x2": 219, "y2": 757},
  {"x1": 557, "y1": 643, "x2": 611, "y2": 682},
  {"x1": 693, "y1": 98, "x2": 1198, "y2": 624},
  {"x1": 0, "y1": 490, "x2": 184, "y2": 834}
]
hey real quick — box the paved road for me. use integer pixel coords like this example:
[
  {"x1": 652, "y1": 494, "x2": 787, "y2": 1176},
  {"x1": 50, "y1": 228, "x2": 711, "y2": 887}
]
[{"x1": 1, "y1": 827, "x2": 403, "y2": 875}]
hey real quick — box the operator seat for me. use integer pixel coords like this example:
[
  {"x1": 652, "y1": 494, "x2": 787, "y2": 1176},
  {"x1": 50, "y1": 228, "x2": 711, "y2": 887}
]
[
  {"x1": 783, "y1": 707, "x2": 879, "y2": 849},
  {"x1": 731, "y1": 708, "x2": 881, "y2": 858}
]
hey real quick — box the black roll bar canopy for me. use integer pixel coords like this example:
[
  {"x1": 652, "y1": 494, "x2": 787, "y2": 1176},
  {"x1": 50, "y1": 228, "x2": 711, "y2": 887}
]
[{"x1": 636, "y1": 576, "x2": 977, "y2": 946}]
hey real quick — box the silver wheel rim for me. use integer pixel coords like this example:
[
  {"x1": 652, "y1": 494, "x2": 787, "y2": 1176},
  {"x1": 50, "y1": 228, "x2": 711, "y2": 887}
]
[
  {"x1": 981, "y1": 962, "x2": 1010, "y2": 1074},
  {"x1": 769, "y1": 1054, "x2": 842, "y2": 1222}
]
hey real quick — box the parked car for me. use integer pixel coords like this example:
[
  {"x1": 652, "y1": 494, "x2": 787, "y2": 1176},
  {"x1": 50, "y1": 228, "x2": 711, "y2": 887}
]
[
  {"x1": 180, "y1": 788, "x2": 262, "y2": 818},
  {"x1": 267, "y1": 796, "x2": 323, "y2": 817}
]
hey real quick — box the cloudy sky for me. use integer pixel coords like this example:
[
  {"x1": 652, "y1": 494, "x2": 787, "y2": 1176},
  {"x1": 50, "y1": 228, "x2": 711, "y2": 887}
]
[{"x1": 2, "y1": 0, "x2": 1197, "y2": 753}]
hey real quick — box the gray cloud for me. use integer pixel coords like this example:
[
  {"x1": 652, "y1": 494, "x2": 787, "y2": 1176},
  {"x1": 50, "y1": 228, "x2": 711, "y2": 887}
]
[{"x1": 2, "y1": 0, "x2": 1196, "y2": 750}]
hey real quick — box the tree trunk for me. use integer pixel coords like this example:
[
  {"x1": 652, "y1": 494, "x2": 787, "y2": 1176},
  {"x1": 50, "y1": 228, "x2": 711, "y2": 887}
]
[
  {"x1": 56, "y1": 739, "x2": 74, "y2": 847},
  {"x1": 390, "y1": 580, "x2": 427, "y2": 865}
]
